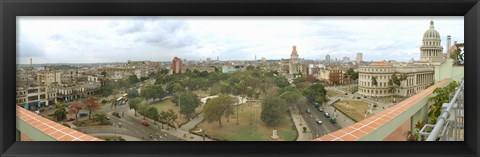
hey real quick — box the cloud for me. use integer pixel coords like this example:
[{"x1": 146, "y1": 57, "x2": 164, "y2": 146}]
[
  {"x1": 17, "y1": 34, "x2": 45, "y2": 58},
  {"x1": 16, "y1": 16, "x2": 464, "y2": 63}
]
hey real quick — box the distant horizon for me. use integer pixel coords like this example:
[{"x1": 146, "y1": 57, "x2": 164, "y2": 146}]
[{"x1": 17, "y1": 16, "x2": 464, "y2": 64}]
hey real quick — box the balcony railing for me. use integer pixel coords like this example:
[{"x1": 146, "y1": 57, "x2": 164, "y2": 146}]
[{"x1": 420, "y1": 78, "x2": 464, "y2": 141}]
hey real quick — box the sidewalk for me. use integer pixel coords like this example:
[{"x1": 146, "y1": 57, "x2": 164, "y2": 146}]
[
  {"x1": 127, "y1": 109, "x2": 213, "y2": 141},
  {"x1": 289, "y1": 109, "x2": 313, "y2": 141},
  {"x1": 180, "y1": 115, "x2": 204, "y2": 131}
]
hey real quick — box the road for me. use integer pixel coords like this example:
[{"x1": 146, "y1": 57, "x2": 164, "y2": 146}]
[
  {"x1": 296, "y1": 100, "x2": 342, "y2": 138},
  {"x1": 75, "y1": 112, "x2": 183, "y2": 141}
]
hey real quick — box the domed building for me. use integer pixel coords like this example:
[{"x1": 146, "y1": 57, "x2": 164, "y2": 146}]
[
  {"x1": 420, "y1": 20, "x2": 445, "y2": 62},
  {"x1": 358, "y1": 21, "x2": 443, "y2": 97}
]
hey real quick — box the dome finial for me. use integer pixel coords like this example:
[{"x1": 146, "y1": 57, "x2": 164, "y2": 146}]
[{"x1": 430, "y1": 20, "x2": 434, "y2": 28}]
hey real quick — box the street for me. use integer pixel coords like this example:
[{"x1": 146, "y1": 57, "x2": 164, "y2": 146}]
[{"x1": 296, "y1": 100, "x2": 342, "y2": 138}]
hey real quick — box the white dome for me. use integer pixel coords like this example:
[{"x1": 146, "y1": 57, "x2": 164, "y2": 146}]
[{"x1": 423, "y1": 21, "x2": 441, "y2": 39}]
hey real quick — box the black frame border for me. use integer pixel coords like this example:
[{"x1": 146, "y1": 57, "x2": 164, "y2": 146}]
[{"x1": 1, "y1": 0, "x2": 479, "y2": 157}]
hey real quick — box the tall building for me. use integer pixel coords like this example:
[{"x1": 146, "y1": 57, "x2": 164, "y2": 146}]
[
  {"x1": 420, "y1": 20, "x2": 444, "y2": 62},
  {"x1": 171, "y1": 57, "x2": 183, "y2": 74},
  {"x1": 325, "y1": 54, "x2": 331, "y2": 62},
  {"x1": 356, "y1": 52, "x2": 363, "y2": 64},
  {"x1": 289, "y1": 46, "x2": 303, "y2": 74}
]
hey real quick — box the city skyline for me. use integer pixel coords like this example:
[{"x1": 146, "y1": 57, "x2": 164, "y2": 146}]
[{"x1": 17, "y1": 16, "x2": 464, "y2": 64}]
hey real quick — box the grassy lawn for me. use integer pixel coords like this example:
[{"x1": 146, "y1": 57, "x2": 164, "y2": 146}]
[
  {"x1": 150, "y1": 98, "x2": 203, "y2": 126},
  {"x1": 326, "y1": 90, "x2": 342, "y2": 97},
  {"x1": 195, "y1": 102, "x2": 297, "y2": 141},
  {"x1": 333, "y1": 100, "x2": 373, "y2": 122},
  {"x1": 150, "y1": 98, "x2": 189, "y2": 125},
  {"x1": 337, "y1": 86, "x2": 358, "y2": 94}
]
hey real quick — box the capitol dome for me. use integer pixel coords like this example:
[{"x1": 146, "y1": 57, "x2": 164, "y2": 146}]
[
  {"x1": 423, "y1": 21, "x2": 441, "y2": 40},
  {"x1": 420, "y1": 20, "x2": 444, "y2": 62}
]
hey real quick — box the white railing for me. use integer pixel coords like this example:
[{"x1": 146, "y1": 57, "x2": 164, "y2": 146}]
[{"x1": 420, "y1": 78, "x2": 464, "y2": 141}]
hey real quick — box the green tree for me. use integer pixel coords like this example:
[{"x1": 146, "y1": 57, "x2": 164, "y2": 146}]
[
  {"x1": 388, "y1": 72, "x2": 407, "y2": 97},
  {"x1": 128, "y1": 97, "x2": 142, "y2": 116},
  {"x1": 428, "y1": 81, "x2": 458, "y2": 123},
  {"x1": 94, "y1": 112, "x2": 108, "y2": 124},
  {"x1": 128, "y1": 75, "x2": 140, "y2": 85},
  {"x1": 138, "y1": 104, "x2": 148, "y2": 120},
  {"x1": 82, "y1": 96, "x2": 100, "y2": 120},
  {"x1": 371, "y1": 76, "x2": 378, "y2": 87},
  {"x1": 280, "y1": 89, "x2": 306, "y2": 108},
  {"x1": 146, "y1": 107, "x2": 159, "y2": 124},
  {"x1": 159, "y1": 110, "x2": 170, "y2": 129},
  {"x1": 261, "y1": 91, "x2": 288, "y2": 126},
  {"x1": 53, "y1": 103, "x2": 68, "y2": 122},
  {"x1": 203, "y1": 95, "x2": 237, "y2": 127},
  {"x1": 274, "y1": 76, "x2": 290, "y2": 88},
  {"x1": 171, "y1": 91, "x2": 201, "y2": 118},
  {"x1": 303, "y1": 83, "x2": 327, "y2": 104}
]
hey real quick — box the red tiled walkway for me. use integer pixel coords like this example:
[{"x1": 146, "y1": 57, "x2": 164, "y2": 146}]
[
  {"x1": 17, "y1": 106, "x2": 104, "y2": 141},
  {"x1": 314, "y1": 79, "x2": 450, "y2": 141}
]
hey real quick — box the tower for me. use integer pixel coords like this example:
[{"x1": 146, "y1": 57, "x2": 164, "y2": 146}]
[
  {"x1": 446, "y1": 35, "x2": 451, "y2": 59},
  {"x1": 289, "y1": 45, "x2": 301, "y2": 74}
]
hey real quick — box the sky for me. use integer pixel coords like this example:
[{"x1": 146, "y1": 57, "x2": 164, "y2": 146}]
[{"x1": 17, "y1": 16, "x2": 464, "y2": 64}]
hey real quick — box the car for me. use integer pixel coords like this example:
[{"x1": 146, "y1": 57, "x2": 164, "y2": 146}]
[
  {"x1": 34, "y1": 110, "x2": 40, "y2": 115},
  {"x1": 79, "y1": 113, "x2": 88, "y2": 117},
  {"x1": 330, "y1": 117, "x2": 337, "y2": 123},
  {"x1": 316, "y1": 119, "x2": 322, "y2": 125},
  {"x1": 67, "y1": 117, "x2": 75, "y2": 121},
  {"x1": 318, "y1": 107, "x2": 324, "y2": 112},
  {"x1": 306, "y1": 109, "x2": 311, "y2": 114},
  {"x1": 106, "y1": 116, "x2": 110, "y2": 120},
  {"x1": 142, "y1": 120, "x2": 149, "y2": 126},
  {"x1": 325, "y1": 112, "x2": 330, "y2": 118},
  {"x1": 118, "y1": 123, "x2": 122, "y2": 127}
]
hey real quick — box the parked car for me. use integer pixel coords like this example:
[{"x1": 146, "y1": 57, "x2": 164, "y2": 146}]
[
  {"x1": 316, "y1": 119, "x2": 322, "y2": 125},
  {"x1": 142, "y1": 120, "x2": 149, "y2": 126},
  {"x1": 318, "y1": 107, "x2": 324, "y2": 112},
  {"x1": 118, "y1": 123, "x2": 122, "y2": 127},
  {"x1": 306, "y1": 109, "x2": 311, "y2": 114},
  {"x1": 67, "y1": 117, "x2": 75, "y2": 121},
  {"x1": 34, "y1": 110, "x2": 40, "y2": 115},
  {"x1": 325, "y1": 112, "x2": 330, "y2": 118},
  {"x1": 106, "y1": 116, "x2": 110, "y2": 120},
  {"x1": 79, "y1": 113, "x2": 88, "y2": 117}
]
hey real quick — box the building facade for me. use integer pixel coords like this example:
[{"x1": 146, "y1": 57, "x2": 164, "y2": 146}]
[
  {"x1": 358, "y1": 62, "x2": 434, "y2": 97},
  {"x1": 171, "y1": 57, "x2": 183, "y2": 74},
  {"x1": 329, "y1": 68, "x2": 345, "y2": 85}
]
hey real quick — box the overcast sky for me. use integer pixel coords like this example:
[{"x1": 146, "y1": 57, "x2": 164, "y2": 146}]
[{"x1": 17, "y1": 16, "x2": 464, "y2": 64}]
